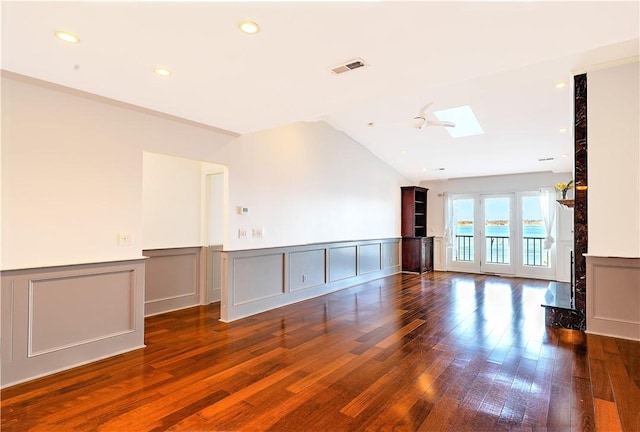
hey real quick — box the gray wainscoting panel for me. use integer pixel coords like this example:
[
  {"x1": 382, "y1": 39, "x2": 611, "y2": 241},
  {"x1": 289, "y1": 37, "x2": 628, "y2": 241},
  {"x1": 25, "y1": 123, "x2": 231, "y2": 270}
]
[
  {"x1": 382, "y1": 241, "x2": 400, "y2": 269},
  {"x1": 143, "y1": 247, "x2": 202, "y2": 316},
  {"x1": 586, "y1": 256, "x2": 640, "y2": 341},
  {"x1": 329, "y1": 246, "x2": 357, "y2": 282},
  {"x1": 220, "y1": 238, "x2": 401, "y2": 322},
  {"x1": 233, "y1": 253, "x2": 284, "y2": 305},
  {"x1": 1, "y1": 259, "x2": 146, "y2": 388},
  {"x1": 209, "y1": 246, "x2": 223, "y2": 303},
  {"x1": 289, "y1": 249, "x2": 326, "y2": 292},
  {"x1": 359, "y1": 243, "x2": 382, "y2": 274},
  {"x1": 29, "y1": 270, "x2": 134, "y2": 356}
]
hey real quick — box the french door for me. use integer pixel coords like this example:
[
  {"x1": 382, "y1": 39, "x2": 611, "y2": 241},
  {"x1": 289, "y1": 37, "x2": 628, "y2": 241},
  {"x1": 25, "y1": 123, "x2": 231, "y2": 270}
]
[
  {"x1": 480, "y1": 194, "x2": 515, "y2": 275},
  {"x1": 448, "y1": 192, "x2": 555, "y2": 278},
  {"x1": 448, "y1": 195, "x2": 479, "y2": 273}
]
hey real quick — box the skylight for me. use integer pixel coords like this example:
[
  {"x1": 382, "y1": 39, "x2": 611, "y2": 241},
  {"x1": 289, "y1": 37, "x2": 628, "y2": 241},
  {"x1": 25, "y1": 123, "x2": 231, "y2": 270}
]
[{"x1": 433, "y1": 105, "x2": 484, "y2": 138}]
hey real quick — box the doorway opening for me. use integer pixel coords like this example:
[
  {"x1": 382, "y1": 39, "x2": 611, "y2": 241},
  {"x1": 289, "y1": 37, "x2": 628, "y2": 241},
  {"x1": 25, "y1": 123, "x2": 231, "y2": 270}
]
[{"x1": 142, "y1": 152, "x2": 228, "y2": 314}]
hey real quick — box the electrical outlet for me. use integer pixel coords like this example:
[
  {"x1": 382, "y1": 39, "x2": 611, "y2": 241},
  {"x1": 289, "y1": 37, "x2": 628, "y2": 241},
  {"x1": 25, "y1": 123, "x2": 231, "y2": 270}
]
[
  {"x1": 238, "y1": 229, "x2": 248, "y2": 239},
  {"x1": 252, "y1": 228, "x2": 264, "y2": 238}
]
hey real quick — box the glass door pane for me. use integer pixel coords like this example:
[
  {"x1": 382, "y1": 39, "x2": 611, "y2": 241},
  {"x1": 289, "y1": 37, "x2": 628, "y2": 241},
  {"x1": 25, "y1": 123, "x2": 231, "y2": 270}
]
[
  {"x1": 481, "y1": 195, "x2": 515, "y2": 274},
  {"x1": 453, "y1": 198, "x2": 474, "y2": 262},
  {"x1": 522, "y1": 196, "x2": 549, "y2": 267},
  {"x1": 485, "y1": 197, "x2": 510, "y2": 264}
]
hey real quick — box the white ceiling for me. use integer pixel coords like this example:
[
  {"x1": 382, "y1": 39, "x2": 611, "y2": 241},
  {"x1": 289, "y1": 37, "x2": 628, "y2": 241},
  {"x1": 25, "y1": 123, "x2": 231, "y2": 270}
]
[{"x1": 2, "y1": 1, "x2": 639, "y2": 182}]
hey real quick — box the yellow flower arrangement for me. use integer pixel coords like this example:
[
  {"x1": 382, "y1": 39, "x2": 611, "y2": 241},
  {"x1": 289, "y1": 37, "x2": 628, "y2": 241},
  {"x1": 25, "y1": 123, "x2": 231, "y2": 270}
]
[{"x1": 554, "y1": 180, "x2": 574, "y2": 199}]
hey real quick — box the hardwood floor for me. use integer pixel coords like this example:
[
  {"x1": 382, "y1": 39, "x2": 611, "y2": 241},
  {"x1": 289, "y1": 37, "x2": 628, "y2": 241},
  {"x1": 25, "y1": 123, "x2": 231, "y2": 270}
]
[{"x1": 2, "y1": 272, "x2": 639, "y2": 431}]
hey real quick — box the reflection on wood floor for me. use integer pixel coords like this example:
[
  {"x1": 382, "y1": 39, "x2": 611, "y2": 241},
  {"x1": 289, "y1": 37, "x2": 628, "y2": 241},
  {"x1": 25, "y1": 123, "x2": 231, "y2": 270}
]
[{"x1": 2, "y1": 272, "x2": 640, "y2": 431}]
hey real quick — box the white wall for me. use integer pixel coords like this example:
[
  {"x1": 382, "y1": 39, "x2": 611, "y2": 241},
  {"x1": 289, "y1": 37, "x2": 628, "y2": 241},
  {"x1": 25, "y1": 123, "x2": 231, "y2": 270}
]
[
  {"x1": 588, "y1": 61, "x2": 640, "y2": 258},
  {"x1": 420, "y1": 171, "x2": 573, "y2": 237},
  {"x1": 2, "y1": 75, "x2": 408, "y2": 270},
  {"x1": 207, "y1": 173, "x2": 225, "y2": 246},
  {"x1": 212, "y1": 121, "x2": 408, "y2": 251},
  {"x1": 1, "y1": 75, "x2": 236, "y2": 270},
  {"x1": 142, "y1": 152, "x2": 223, "y2": 250},
  {"x1": 143, "y1": 153, "x2": 201, "y2": 249}
]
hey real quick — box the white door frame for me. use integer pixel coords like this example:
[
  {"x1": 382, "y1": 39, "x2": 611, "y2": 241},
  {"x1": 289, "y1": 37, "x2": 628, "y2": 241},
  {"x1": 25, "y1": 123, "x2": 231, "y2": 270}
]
[
  {"x1": 448, "y1": 194, "x2": 480, "y2": 274},
  {"x1": 515, "y1": 190, "x2": 557, "y2": 280},
  {"x1": 201, "y1": 168, "x2": 228, "y2": 304}
]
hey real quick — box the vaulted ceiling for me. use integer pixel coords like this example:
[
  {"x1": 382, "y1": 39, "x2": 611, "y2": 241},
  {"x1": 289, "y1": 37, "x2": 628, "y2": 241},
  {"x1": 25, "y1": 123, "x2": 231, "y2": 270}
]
[{"x1": 3, "y1": 1, "x2": 639, "y2": 182}]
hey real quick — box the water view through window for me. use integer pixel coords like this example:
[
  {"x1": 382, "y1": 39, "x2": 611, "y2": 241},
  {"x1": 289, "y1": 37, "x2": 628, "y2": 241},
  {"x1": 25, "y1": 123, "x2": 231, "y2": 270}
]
[
  {"x1": 453, "y1": 195, "x2": 549, "y2": 267},
  {"x1": 454, "y1": 198, "x2": 474, "y2": 261},
  {"x1": 522, "y1": 196, "x2": 549, "y2": 266},
  {"x1": 484, "y1": 197, "x2": 510, "y2": 264}
]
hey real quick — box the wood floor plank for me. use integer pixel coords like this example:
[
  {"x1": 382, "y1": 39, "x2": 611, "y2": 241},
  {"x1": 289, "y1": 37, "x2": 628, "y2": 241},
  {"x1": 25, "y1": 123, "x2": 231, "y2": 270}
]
[
  {"x1": 417, "y1": 395, "x2": 460, "y2": 431},
  {"x1": 339, "y1": 364, "x2": 408, "y2": 418},
  {"x1": 547, "y1": 383, "x2": 572, "y2": 430},
  {"x1": 601, "y1": 336, "x2": 622, "y2": 354},
  {"x1": 496, "y1": 356, "x2": 536, "y2": 428},
  {"x1": 174, "y1": 400, "x2": 254, "y2": 431},
  {"x1": 96, "y1": 380, "x2": 227, "y2": 431},
  {"x1": 374, "y1": 317, "x2": 425, "y2": 349},
  {"x1": 442, "y1": 355, "x2": 485, "y2": 403},
  {"x1": 285, "y1": 351, "x2": 357, "y2": 394},
  {"x1": 590, "y1": 357, "x2": 615, "y2": 401},
  {"x1": 267, "y1": 385, "x2": 354, "y2": 432},
  {"x1": 522, "y1": 353, "x2": 554, "y2": 427},
  {"x1": 241, "y1": 383, "x2": 326, "y2": 431},
  {"x1": 605, "y1": 350, "x2": 640, "y2": 432},
  {"x1": 572, "y1": 375, "x2": 596, "y2": 432},
  {"x1": 362, "y1": 373, "x2": 434, "y2": 431},
  {"x1": 2, "y1": 272, "x2": 638, "y2": 431},
  {"x1": 594, "y1": 398, "x2": 623, "y2": 432},
  {"x1": 453, "y1": 361, "x2": 500, "y2": 431}
]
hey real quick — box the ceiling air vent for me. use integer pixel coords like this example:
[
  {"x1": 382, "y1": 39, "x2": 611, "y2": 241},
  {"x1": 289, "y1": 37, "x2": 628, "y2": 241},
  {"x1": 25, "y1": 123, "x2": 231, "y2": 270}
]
[{"x1": 330, "y1": 58, "x2": 368, "y2": 75}]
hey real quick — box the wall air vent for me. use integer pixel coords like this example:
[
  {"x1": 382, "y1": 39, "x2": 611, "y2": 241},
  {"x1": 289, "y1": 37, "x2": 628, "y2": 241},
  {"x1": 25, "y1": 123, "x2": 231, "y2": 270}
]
[{"x1": 330, "y1": 58, "x2": 368, "y2": 75}]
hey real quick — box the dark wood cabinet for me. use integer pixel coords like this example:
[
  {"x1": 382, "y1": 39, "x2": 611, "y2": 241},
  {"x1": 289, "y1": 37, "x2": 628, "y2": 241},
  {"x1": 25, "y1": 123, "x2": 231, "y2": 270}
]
[
  {"x1": 402, "y1": 236, "x2": 433, "y2": 273},
  {"x1": 401, "y1": 186, "x2": 433, "y2": 273}
]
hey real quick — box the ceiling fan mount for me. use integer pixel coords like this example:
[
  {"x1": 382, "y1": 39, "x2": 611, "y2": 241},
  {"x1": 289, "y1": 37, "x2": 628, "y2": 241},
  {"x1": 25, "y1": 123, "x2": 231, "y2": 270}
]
[
  {"x1": 411, "y1": 102, "x2": 455, "y2": 129},
  {"x1": 411, "y1": 115, "x2": 455, "y2": 130},
  {"x1": 369, "y1": 102, "x2": 455, "y2": 130}
]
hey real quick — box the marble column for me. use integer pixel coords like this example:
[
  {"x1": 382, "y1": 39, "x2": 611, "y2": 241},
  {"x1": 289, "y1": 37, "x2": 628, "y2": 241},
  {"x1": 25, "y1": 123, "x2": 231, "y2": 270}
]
[
  {"x1": 544, "y1": 73, "x2": 587, "y2": 330},
  {"x1": 572, "y1": 73, "x2": 587, "y2": 330}
]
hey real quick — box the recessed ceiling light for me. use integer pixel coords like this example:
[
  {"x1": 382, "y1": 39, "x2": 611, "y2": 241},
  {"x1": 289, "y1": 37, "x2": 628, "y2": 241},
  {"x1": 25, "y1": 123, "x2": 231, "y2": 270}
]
[
  {"x1": 55, "y1": 31, "x2": 79, "y2": 43},
  {"x1": 401, "y1": 150, "x2": 407, "y2": 154},
  {"x1": 561, "y1": 154, "x2": 569, "y2": 158},
  {"x1": 238, "y1": 20, "x2": 260, "y2": 34},
  {"x1": 559, "y1": 127, "x2": 568, "y2": 133},
  {"x1": 555, "y1": 81, "x2": 567, "y2": 89},
  {"x1": 154, "y1": 67, "x2": 172, "y2": 76}
]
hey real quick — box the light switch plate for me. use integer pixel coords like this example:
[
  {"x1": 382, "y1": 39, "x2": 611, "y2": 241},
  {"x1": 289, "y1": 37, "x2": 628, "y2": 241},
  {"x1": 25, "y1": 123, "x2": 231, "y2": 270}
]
[{"x1": 118, "y1": 232, "x2": 133, "y2": 246}]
